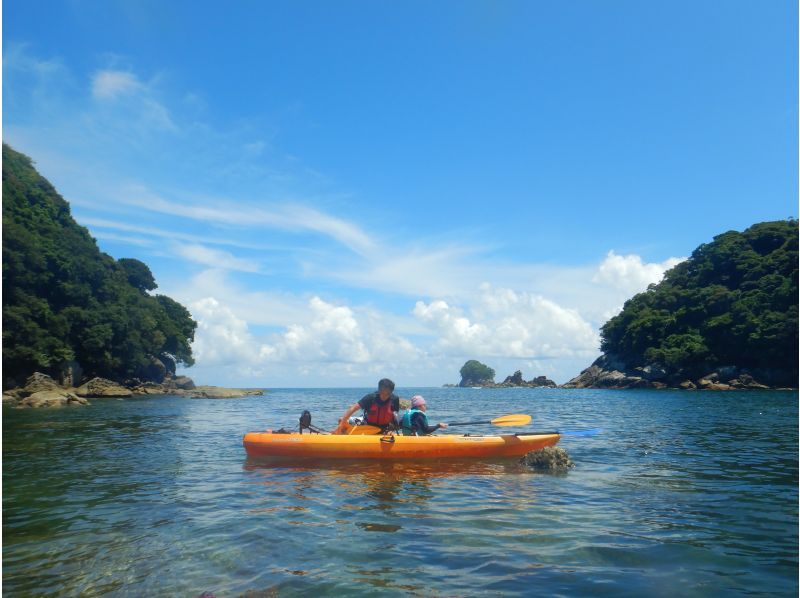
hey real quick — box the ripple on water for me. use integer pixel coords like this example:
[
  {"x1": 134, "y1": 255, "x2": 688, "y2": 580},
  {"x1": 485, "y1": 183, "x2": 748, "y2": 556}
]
[{"x1": 2, "y1": 389, "x2": 797, "y2": 596}]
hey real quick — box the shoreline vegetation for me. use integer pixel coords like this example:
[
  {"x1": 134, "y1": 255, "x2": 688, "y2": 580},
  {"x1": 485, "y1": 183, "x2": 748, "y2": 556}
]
[{"x1": 3, "y1": 145, "x2": 198, "y2": 395}]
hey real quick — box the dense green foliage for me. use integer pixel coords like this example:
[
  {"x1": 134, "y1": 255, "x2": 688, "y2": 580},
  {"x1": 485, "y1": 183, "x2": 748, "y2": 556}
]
[
  {"x1": 600, "y1": 220, "x2": 798, "y2": 380},
  {"x1": 2, "y1": 144, "x2": 196, "y2": 384},
  {"x1": 459, "y1": 360, "x2": 495, "y2": 384}
]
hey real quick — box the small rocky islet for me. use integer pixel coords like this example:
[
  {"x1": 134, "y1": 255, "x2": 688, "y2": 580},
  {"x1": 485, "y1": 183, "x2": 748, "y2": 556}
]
[{"x1": 445, "y1": 368, "x2": 557, "y2": 389}]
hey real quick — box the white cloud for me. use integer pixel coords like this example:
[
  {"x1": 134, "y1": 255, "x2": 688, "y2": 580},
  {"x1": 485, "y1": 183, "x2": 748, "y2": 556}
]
[
  {"x1": 91, "y1": 70, "x2": 143, "y2": 99},
  {"x1": 4, "y1": 43, "x2": 64, "y2": 76},
  {"x1": 89, "y1": 69, "x2": 177, "y2": 131},
  {"x1": 164, "y1": 269, "x2": 314, "y2": 328},
  {"x1": 114, "y1": 184, "x2": 376, "y2": 255},
  {"x1": 80, "y1": 215, "x2": 303, "y2": 253},
  {"x1": 263, "y1": 296, "x2": 421, "y2": 365},
  {"x1": 324, "y1": 243, "x2": 488, "y2": 298},
  {"x1": 413, "y1": 284, "x2": 600, "y2": 360},
  {"x1": 189, "y1": 297, "x2": 266, "y2": 367},
  {"x1": 593, "y1": 250, "x2": 685, "y2": 294},
  {"x1": 172, "y1": 243, "x2": 260, "y2": 273},
  {"x1": 185, "y1": 293, "x2": 423, "y2": 384}
]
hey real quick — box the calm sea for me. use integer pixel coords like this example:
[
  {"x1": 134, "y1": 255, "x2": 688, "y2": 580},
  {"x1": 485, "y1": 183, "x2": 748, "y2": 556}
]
[{"x1": 3, "y1": 387, "x2": 797, "y2": 596}]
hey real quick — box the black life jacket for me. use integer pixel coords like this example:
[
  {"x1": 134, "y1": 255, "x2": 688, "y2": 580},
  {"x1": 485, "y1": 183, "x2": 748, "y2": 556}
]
[{"x1": 364, "y1": 397, "x2": 395, "y2": 427}]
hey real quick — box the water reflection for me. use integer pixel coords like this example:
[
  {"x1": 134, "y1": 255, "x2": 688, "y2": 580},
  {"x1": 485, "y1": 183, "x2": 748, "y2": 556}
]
[
  {"x1": 243, "y1": 458, "x2": 531, "y2": 536},
  {"x1": 243, "y1": 457, "x2": 527, "y2": 478},
  {"x1": 6, "y1": 390, "x2": 794, "y2": 596}
]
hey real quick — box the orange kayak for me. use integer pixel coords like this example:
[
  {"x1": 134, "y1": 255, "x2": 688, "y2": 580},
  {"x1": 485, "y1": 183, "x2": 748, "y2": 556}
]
[{"x1": 242, "y1": 431, "x2": 560, "y2": 460}]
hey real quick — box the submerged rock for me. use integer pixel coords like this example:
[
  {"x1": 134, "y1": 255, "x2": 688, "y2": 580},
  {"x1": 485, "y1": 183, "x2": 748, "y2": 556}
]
[{"x1": 520, "y1": 446, "x2": 575, "y2": 472}]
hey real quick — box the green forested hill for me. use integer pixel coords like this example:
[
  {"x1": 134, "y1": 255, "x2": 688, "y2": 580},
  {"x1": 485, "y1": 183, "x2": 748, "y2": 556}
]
[
  {"x1": 2, "y1": 144, "x2": 196, "y2": 387},
  {"x1": 600, "y1": 220, "x2": 798, "y2": 385}
]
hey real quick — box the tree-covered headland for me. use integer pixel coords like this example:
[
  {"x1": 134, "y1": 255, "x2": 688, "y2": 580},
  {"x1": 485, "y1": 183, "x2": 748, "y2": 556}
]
[
  {"x1": 2, "y1": 144, "x2": 197, "y2": 388},
  {"x1": 570, "y1": 219, "x2": 797, "y2": 388}
]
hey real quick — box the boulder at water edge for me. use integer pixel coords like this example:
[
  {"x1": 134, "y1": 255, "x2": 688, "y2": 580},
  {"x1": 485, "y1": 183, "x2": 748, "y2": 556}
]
[
  {"x1": 23, "y1": 372, "x2": 62, "y2": 395},
  {"x1": 187, "y1": 386, "x2": 262, "y2": 399},
  {"x1": 19, "y1": 389, "x2": 89, "y2": 408},
  {"x1": 76, "y1": 377, "x2": 133, "y2": 398}
]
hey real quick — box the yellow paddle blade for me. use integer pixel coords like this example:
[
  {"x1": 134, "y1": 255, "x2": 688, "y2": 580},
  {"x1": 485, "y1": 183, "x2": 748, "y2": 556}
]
[
  {"x1": 347, "y1": 424, "x2": 383, "y2": 435},
  {"x1": 489, "y1": 414, "x2": 531, "y2": 426}
]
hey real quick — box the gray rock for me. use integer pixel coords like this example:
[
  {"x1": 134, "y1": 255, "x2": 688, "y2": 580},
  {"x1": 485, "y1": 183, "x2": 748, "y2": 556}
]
[
  {"x1": 564, "y1": 352, "x2": 795, "y2": 390},
  {"x1": 139, "y1": 356, "x2": 167, "y2": 383},
  {"x1": 171, "y1": 376, "x2": 196, "y2": 390},
  {"x1": 561, "y1": 365, "x2": 605, "y2": 388},
  {"x1": 705, "y1": 382, "x2": 732, "y2": 391},
  {"x1": 18, "y1": 389, "x2": 89, "y2": 408},
  {"x1": 502, "y1": 371, "x2": 525, "y2": 386},
  {"x1": 23, "y1": 372, "x2": 61, "y2": 395},
  {"x1": 729, "y1": 374, "x2": 770, "y2": 390},
  {"x1": 56, "y1": 360, "x2": 83, "y2": 387},
  {"x1": 3, "y1": 390, "x2": 23, "y2": 404},
  {"x1": 76, "y1": 377, "x2": 133, "y2": 398},
  {"x1": 529, "y1": 375, "x2": 557, "y2": 388},
  {"x1": 130, "y1": 382, "x2": 167, "y2": 395},
  {"x1": 697, "y1": 377, "x2": 715, "y2": 388},
  {"x1": 636, "y1": 365, "x2": 667, "y2": 381},
  {"x1": 715, "y1": 366, "x2": 740, "y2": 382},
  {"x1": 188, "y1": 386, "x2": 263, "y2": 399}
]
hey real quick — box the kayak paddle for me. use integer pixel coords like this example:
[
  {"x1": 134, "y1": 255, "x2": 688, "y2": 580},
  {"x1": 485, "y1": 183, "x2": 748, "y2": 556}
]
[{"x1": 448, "y1": 413, "x2": 532, "y2": 427}]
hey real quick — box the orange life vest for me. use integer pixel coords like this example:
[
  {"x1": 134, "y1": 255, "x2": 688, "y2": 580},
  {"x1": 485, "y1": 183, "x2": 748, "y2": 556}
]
[{"x1": 365, "y1": 397, "x2": 395, "y2": 427}]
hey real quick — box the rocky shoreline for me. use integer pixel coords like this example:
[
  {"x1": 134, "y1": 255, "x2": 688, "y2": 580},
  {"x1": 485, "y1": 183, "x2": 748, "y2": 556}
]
[
  {"x1": 561, "y1": 354, "x2": 795, "y2": 390},
  {"x1": 3, "y1": 372, "x2": 263, "y2": 408}
]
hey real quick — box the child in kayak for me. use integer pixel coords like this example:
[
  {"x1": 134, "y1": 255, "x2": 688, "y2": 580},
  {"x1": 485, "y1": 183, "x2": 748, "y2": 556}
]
[{"x1": 400, "y1": 395, "x2": 449, "y2": 436}]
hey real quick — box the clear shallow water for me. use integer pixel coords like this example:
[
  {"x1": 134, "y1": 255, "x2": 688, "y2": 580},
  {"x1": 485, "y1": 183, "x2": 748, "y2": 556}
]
[{"x1": 3, "y1": 388, "x2": 797, "y2": 596}]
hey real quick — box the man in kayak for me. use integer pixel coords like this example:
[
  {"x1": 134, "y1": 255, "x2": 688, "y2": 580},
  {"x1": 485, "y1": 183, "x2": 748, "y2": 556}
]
[
  {"x1": 400, "y1": 395, "x2": 449, "y2": 436},
  {"x1": 334, "y1": 378, "x2": 401, "y2": 434}
]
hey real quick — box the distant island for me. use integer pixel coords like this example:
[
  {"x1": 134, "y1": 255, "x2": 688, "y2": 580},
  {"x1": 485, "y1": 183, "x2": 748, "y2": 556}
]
[
  {"x1": 444, "y1": 360, "x2": 557, "y2": 388},
  {"x1": 564, "y1": 220, "x2": 798, "y2": 390}
]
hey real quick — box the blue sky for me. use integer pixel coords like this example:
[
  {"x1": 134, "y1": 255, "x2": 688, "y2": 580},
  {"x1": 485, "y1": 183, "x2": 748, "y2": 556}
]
[{"x1": 3, "y1": 1, "x2": 797, "y2": 387}]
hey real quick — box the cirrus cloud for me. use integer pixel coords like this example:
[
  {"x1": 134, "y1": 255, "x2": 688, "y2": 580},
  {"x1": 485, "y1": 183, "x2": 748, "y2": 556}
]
[{"x1": 91, "y1": 70, "x2": 143, "y2": 99}]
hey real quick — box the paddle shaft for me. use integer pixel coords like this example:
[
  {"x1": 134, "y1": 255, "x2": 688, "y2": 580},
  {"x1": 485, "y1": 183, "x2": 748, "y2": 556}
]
[
  {"x1": 449, "y1": 413, "x2": 531, "y2": 426},
  {"x1": 448, "y1": 414, "x2": 531, "y2": 427}
]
